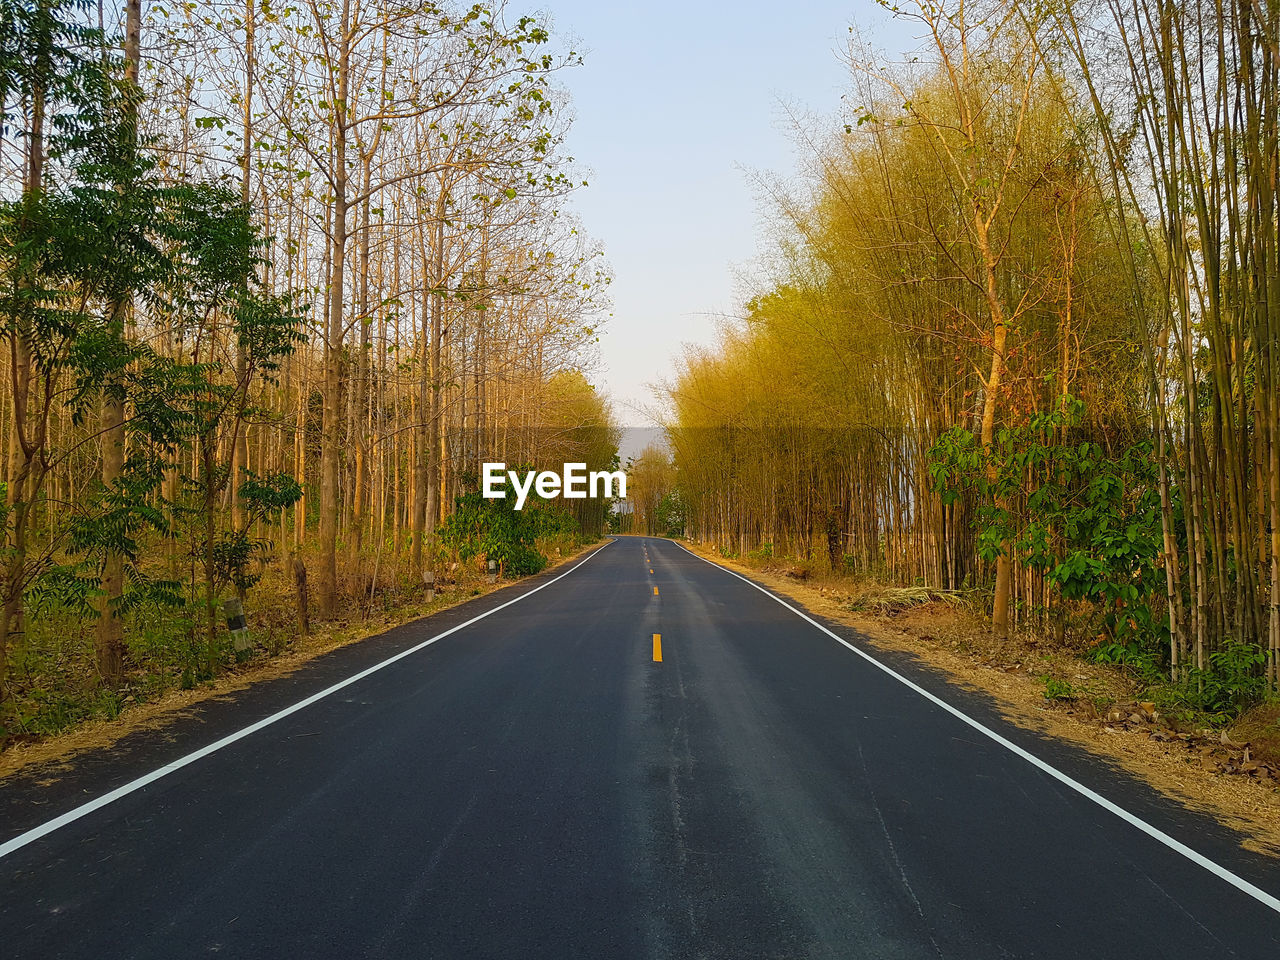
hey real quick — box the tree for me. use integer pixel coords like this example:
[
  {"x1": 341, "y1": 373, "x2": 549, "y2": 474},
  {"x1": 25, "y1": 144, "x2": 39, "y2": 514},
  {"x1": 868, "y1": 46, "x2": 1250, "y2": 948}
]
[
  {"x1": 95, "y1": 0, "x2": 140, "y2": 684},
  {"x1": 0, "y1": 0, "x2": 615, "y2": 735},
  {"x1": 626, "y1": 445, "x2": 675, "y2": 537},
  {"x1": 267, "y1": 0, "x2": 575, "y2": 616},
  {"x1": 0, "y1": 0, "x2": 137, "y2": 702},
  {"x1": 857, "y1": 0, "x2": 1049, "y2": 635}
]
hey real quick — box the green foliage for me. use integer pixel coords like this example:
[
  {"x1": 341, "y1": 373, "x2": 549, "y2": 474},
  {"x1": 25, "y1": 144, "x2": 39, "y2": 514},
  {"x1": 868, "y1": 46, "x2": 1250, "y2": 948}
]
[
  {"x1": 0, "y1": 1, "x2": 131, "y2": 165},
  {"x1": 0, "y1": 0, "x2": 609, "y2": 741},
  {"x1": 437, "y1": 471, "x2": 577, "y2": 576},
  {"x1": 1155, "y1": 642, "x2": 1271, "y2": 724},
  {"x1": 930, "y1": 397, "x2": 1166, "y2": 652},
  {"x1": 55, "y1": 184, "x2": 306, "y2": 626},
  {"x1": 656, "y1": 489, "x2": 687, "y2": 538},
  {"x1": 239, "y1": 472, "x2": 304, "y2": 519},
  {"x1": 25, "y1": 561, "x2": 97, "y2": 620},
  {"x1": 626, "y1": 444, "x2": 676, "y2": 537},
  {"x1": 8, "y1": 681, "x2": 126, "y2": 738},
  {"x1": 1089, "y1": 639, "x2": 1163, "y2": 683},
  {"x1": 0, "y1": 0, "x2": 306, "y2": 657},
  {"x1": 931, "y1": 398, "x2": 1272, "y2": 717},
  {"x1": 536, "y1": 371, "x2": 621, "y2": 539},
  {"x1": 1040, "y1": 676, "x2": 1076, "y2": 701}
]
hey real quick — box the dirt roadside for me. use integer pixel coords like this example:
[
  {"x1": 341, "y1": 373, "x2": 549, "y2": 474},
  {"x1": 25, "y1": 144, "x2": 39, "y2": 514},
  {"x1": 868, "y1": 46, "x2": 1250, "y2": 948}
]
[
  {"x1": 0, "y1": 541, "x2": 606, "y2": 783},
  {"x1": 681, "y1": 541, "x2": 1280, "y2": 856}
]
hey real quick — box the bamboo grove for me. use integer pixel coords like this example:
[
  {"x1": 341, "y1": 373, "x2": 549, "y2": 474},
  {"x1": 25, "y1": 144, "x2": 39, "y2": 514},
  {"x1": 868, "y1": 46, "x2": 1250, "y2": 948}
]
[
  {"x1": 667, "y1": 0, "x2": 1280, "y2": 693},
  {"x1": 0, "y1": 0, "x2": 617, "y2": 734}
]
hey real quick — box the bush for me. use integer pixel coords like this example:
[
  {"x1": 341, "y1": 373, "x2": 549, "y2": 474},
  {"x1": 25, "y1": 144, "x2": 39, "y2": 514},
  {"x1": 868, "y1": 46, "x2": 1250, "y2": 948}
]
[
  {"x1": 1089, "y1": 638, "x2": 1163, "y2": 682},
  {"x1": 930, "y1": 397, "x2": 1167, "y2": 654},
  {"x1": 1157, "y1": 641, "x2": 1271, "y2": 723},
  {"x1": 503, "y1": 544, "x2": 547, "y2": 577},
  {"x1": 1041, "y1": 676, "x2": 1076, "y2": 701},
  {"x1": 437, "y1": 472, "x2": 577, "y2": 576},
  {"x1": 656, "y1": 489, "x2": 687, "y2": 537}
]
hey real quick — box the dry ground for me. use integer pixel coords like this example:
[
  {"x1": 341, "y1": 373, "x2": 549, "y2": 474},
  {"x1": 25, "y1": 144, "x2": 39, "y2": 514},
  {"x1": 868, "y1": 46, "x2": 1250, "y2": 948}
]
[{"x1": 684, "y1": 542, "x2": 1280, "y2": 856}]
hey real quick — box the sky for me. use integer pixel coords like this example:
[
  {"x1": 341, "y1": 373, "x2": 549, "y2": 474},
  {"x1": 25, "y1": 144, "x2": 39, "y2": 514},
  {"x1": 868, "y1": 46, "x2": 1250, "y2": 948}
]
[{"x1": 540, "y1": 1, "x2": 915, "y2": 436}]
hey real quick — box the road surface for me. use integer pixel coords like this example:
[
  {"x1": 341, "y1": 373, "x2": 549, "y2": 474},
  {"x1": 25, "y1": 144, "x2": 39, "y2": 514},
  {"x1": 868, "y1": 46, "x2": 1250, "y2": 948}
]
[{"x1": 2, "y1": 536, "x2": 1279, "y2": 958}]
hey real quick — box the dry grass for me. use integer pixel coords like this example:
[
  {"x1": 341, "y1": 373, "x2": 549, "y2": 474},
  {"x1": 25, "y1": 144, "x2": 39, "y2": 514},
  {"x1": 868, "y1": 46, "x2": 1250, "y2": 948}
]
[
  {"x1": 687, "y1": 541, "x2": 1280, "y2": 856},
  {"x1": 1234, "y1": 702, "x2": 1280, "y2": 768}
]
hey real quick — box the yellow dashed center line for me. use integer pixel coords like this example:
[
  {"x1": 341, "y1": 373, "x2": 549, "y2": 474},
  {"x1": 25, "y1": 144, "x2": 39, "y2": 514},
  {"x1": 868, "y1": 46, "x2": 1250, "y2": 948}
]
[
  {"x1": 653, "y1": 586, "x2": 659, "y2": 596},
  {"x1": 652, "y1": 633, "x2": 662, "y2": 662}
]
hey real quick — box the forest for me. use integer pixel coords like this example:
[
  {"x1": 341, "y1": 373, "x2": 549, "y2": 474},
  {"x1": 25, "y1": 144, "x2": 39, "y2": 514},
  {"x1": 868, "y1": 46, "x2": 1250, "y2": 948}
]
[
  {"x1": 5, "y1": 0, "x2": 1280, "y2": 747},
  {"x1": 0, "y1": 0, "x2": 618, "y2": 741},
  {"x1": 665, "y1": 0, "x2": 1280, "y2": 716}
]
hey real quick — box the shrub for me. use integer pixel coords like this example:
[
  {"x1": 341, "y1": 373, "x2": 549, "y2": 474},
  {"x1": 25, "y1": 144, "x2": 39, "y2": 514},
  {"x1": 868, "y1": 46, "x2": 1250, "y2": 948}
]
[
  {"x1": 1158, "y1": 641, "x2": 1271, "y2": 723},
  {"x1": 437, "y1": 471, "x2": 577, "y2": 576}
]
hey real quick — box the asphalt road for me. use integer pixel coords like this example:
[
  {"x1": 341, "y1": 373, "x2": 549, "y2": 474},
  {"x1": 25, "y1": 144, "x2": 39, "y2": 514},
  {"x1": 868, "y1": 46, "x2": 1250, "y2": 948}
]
[{"x1": 2, "y1": 536, "x2": 1280, "y2": 958}]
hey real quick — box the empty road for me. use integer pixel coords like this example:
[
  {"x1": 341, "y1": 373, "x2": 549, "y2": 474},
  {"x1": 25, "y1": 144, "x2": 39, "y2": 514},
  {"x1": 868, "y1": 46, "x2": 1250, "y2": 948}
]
[{"x1": 2, "y1": 536, "x2": 1279, "y2": 958}]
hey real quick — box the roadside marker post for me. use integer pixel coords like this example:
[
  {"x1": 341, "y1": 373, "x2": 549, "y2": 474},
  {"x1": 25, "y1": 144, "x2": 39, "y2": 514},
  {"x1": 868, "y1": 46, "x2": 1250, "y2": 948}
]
[{"x1": 223, "y1": 598, "x2": 251, "y2": 662}]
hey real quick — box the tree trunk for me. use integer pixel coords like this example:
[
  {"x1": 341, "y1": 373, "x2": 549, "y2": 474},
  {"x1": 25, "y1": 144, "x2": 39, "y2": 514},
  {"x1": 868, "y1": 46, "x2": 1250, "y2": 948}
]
[
  {"x1": 974, "y1": 215, "x2": 1012, "y2": 637},
  {"x1": 94, "y1": 0, "x2": 142, "y2": 684},
  {"x1": 316, "y1": 6, "x2": 350, "y2": 618},
  {"x1": 231, "y1": 0, "x2": 255, "y2": 529}
]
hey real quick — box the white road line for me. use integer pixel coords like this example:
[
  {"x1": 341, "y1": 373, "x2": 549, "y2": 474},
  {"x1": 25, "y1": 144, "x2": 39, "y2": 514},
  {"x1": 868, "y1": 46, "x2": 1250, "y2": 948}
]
[
  {"x1": 671, "y1": 540, "x2": 1280, "y2": 916},
  {"x1": 0, "y1": 540, "x2": 614, "y2": 861}
]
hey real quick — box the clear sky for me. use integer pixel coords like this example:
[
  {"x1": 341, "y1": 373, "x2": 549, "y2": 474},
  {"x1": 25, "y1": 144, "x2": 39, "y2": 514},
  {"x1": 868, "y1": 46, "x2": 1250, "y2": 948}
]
[{"x1": 541, "y1": 1, "x2": 914, "y2": 429}]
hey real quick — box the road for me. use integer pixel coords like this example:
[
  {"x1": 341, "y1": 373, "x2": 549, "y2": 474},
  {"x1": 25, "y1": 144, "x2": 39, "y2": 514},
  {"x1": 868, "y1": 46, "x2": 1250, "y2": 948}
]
[{"x1": 2, "y1": 536, "x2": 1279, "y2": 958}]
